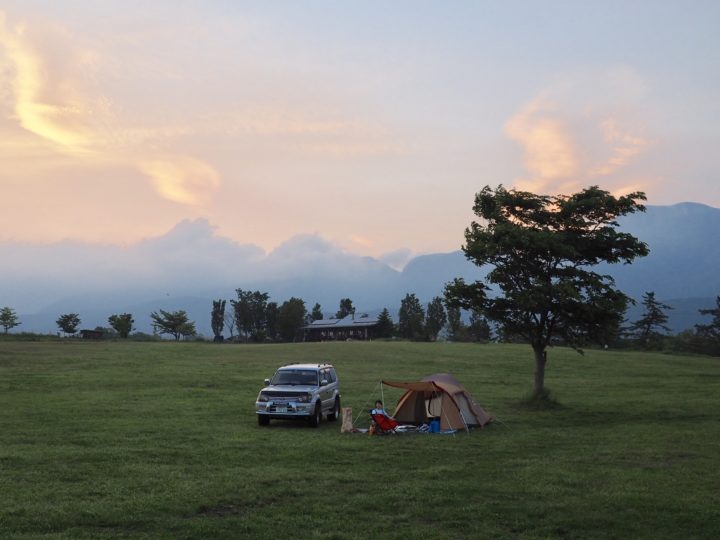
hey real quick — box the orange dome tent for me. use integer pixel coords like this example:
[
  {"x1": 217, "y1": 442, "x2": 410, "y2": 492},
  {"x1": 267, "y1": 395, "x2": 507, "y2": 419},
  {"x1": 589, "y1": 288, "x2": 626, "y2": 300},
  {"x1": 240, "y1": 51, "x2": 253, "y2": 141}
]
[{"x1": 382, "y1": 373, "x2": 492, "y2": 432}]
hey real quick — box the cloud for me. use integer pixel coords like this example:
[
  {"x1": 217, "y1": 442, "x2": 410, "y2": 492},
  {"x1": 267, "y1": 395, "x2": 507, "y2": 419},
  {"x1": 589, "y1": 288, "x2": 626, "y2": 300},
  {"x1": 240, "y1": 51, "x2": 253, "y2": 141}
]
[
  {"x1": 139, "y1": 156, "x2": 220, "y2": 206},
  {"x1": 505, "y1": 99, "x2": 579, "y2": 192},
  {"x1": 505, "y1": 67, "x2": 652, "y2": 195},
  {"x1": 591, "y1": 118, "x2": 649, "y2": 176},
  {"x1": 0, "y1": 12, "x2": 90, "y2": 150}
]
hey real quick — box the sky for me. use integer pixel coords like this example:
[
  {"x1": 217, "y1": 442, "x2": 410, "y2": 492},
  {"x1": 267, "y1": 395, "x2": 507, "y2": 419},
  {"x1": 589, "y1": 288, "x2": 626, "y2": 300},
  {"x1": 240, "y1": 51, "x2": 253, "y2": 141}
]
[{"x1": 1, "y1": 0, "x2": 719, "y2": 265}]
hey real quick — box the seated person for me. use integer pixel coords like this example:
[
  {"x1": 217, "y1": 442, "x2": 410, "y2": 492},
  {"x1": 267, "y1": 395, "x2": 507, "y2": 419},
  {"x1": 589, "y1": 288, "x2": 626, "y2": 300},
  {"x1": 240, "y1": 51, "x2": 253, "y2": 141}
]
[{"x1": 370, "y1": 400, "x2": 399, "y2": 431}]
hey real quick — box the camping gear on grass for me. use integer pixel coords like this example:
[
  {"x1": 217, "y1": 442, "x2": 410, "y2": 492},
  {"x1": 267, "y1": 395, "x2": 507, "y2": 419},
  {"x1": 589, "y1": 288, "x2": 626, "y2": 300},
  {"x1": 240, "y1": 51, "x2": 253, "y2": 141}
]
[{"x1": 382, "y1": 373, "x2": 492, "y2": 432}]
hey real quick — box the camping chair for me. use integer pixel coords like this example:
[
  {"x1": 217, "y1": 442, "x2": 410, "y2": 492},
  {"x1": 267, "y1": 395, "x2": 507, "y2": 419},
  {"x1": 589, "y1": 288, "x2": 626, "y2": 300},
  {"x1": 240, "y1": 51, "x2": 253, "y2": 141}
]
[{"x1": 371, "y1": 413, "x2": 399, "y2": 435}]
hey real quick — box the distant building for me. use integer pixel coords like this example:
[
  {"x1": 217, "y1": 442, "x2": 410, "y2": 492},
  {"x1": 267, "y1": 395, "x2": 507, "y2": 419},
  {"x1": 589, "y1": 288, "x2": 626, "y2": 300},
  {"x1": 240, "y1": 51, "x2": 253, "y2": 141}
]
[
  {"x1": 79, "y1": 329, "x2": 104, "y2": 340},
  {"x1": 303, "y1": 313, "x2": 380, "y2": 341}
]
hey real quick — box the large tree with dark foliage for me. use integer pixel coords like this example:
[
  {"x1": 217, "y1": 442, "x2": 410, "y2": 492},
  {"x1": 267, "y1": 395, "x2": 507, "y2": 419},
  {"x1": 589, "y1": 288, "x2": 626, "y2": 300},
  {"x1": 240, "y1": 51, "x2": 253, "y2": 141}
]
[
  {"x1": 398, "y1": 293, "x2": 425, "y2": 340},
  {"x1": 695, "y1": 296, "x2": 720, "y2": 341},
  {"x1": 108, "y1": 313, "x2": 134, "y2": 338},
  {"x1": 375, "y1": 308, "x2": 395, "y2": 338},
  {"x1": 335, "y1": 298, "x2": 354, "y2": 319},
  {"x1": 150, "y1": 309, "x2": 196, "y2": 341},
  {"x1": 277, "y1": 297, "x2": 307, "y2": 342},
  {"x1": 692, "y1": 296, "x2": 720, "y2": 356},
  {"x1": 231, "y1": 289, "x2": 269, "y2": 342},
  {"x1": 211, "y1": 300, "x2": 226, "y2": 342},
  {"x1": 310, "y1": 303, "x2": 323, "y2": 321},
  {"x1": 0, "y1": 307, "x2": 20, "y2": 334},
  {"x1": 56, "y1": 313, "x2": 81, "y2": 335},
  {"x1": 628, "y1": 292, "x2": 673, "y2": 349},
  {"x1": 445, "y1": 185, "x2": 648, "y2": 398},
  {"x1": 425, "y1": 296, "x2": 447, "y2": 341}
]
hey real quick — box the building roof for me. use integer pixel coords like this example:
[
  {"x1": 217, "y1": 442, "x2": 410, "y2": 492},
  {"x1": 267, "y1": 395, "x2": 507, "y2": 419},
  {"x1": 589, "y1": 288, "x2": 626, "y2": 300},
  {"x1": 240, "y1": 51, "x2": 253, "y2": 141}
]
[{"x1": 303, "y1": 313, "x2": 380, "y2": 330}]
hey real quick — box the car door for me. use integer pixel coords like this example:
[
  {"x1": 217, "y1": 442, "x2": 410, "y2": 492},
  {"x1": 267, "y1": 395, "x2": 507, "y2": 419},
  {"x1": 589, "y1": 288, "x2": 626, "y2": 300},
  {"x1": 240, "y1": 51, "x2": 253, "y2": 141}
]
[{"x1": 319, "y1": 368, "x2": 333, "y2": 411}]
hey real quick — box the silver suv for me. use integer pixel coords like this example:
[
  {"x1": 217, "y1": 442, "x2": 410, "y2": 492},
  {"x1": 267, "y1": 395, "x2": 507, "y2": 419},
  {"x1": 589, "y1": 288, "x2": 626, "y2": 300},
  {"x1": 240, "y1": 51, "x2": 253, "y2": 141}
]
[{"x1": 255, "y1": 363, "x2": 341, "y2": 427}]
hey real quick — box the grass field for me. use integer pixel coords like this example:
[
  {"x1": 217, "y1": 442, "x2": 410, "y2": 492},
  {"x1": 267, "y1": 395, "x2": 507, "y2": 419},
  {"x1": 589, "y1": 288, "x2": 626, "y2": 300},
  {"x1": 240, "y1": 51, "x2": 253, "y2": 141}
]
[{"x1": 1, "y1": 340, "x2": 719, "y2": 539}]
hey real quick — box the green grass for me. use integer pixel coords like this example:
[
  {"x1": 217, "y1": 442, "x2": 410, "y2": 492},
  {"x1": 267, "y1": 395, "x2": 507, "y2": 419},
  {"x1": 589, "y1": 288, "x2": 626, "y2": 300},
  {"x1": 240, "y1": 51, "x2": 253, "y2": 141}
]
[{"x1": 1, "y1": 341, "x2": 719, "y2": 539}]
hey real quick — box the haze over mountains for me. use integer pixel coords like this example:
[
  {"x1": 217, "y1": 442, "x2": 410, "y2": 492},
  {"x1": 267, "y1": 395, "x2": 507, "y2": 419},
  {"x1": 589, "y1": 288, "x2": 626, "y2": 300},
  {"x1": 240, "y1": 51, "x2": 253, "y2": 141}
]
[{"x1": 3, "y1": 202, "x2": 719, "y2": 336}]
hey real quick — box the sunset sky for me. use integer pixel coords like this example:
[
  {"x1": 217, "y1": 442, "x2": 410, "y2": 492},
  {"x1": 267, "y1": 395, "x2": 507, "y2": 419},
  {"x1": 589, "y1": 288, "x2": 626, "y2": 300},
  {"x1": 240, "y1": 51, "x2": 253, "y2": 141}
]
[{"x1": 1, "y1": 1, "x2": 718, "y2": 261}]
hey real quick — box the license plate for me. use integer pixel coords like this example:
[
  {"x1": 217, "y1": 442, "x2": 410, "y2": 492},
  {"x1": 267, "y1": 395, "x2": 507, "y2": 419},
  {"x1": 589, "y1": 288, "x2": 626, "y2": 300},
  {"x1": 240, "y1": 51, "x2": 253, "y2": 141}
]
[{"x1": 276, "y1": 406, "x2": 287, "y2": 413}]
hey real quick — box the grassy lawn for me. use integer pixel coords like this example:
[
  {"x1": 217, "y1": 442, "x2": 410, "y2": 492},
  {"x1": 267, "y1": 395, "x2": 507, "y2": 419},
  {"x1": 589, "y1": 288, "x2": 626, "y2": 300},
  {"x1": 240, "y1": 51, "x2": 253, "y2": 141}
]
[{"x1": 0, "y1": 340, "x2": 719, "y2": 539}]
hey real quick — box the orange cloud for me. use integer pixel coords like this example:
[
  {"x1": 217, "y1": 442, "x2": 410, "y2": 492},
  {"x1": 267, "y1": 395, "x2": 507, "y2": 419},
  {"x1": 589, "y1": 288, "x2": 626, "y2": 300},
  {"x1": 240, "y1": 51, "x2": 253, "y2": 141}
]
[
  {"x1": 506, "y1": 71, "x2": 652, "y2": 195},
  {"x1": 139, "y1": 156, "x2": 220, "y2": 206},
  {"x1": 505, "y1": 99, "x2": 579, "y2": 192},
  {"x1": 0, "y1": 13, "x2": 90, "y2": 151},
  {"x1": 591, "y1": 118, "x2": 649, "y2": 176}
]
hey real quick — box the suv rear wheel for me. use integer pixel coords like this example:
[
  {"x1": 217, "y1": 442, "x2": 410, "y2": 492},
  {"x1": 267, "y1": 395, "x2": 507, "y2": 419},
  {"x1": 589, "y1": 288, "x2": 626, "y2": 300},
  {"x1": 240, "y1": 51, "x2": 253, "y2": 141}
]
[
  {"x1": 327, "y1": 397, "x2": 341, "y2": 422},
  {"x1": 309, "y1": 402, "x2": 322, "y2": 428}
]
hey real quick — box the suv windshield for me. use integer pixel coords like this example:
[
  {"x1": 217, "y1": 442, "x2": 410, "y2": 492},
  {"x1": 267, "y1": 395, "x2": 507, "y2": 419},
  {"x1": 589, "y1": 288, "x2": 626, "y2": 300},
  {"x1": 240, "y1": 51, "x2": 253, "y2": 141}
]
[{"x1": 272, "y1": 369, "x2": 318, "y2": 386}]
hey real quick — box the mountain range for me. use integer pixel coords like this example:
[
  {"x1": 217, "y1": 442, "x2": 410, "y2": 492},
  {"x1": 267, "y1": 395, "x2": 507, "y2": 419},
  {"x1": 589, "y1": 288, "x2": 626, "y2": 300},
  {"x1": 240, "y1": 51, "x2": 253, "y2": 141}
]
[{"x1": 3, "y1": 202, "x2": 719, "y2": 336}]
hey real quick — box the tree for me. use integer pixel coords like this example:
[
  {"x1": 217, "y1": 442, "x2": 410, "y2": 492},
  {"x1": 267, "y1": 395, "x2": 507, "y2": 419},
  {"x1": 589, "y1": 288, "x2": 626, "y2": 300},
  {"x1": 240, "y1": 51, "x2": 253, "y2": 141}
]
[
  {"x1": 211, "y1": 299, "x2": 226, "y2": 342},
  {"x1": 398, "y1": 293, "x2": 425, "y2": 340},
  {"x1": 468, "y1": 310, "x2": 492, "y2": 342},
  {"x1": 335, "y1": 298, "x2": 354, "y2": 319},
  {"x1": 425, "y1": 296, "x2": 447, "y2": 341},
  {"x1": 0, "y1": 307, "x2": 20, "y2": 334},
  {"x1": 310, "y1": 303, "x2": 324, "y2": 321},
  {"x1": 265, "y1": 302, "x2": 279, "y2": 341},
  {"x1": 689, "y1": 296, "x2": 720, "y2": 356},
  {"x1": 224, "y1": 310, "x2": 236, "y2": 340},
  {"x1": 695, "y1": 296, "x2": 720, "y2": 340},
  {"x1": 231, "y1": 289, "x2": 269, "y2": 342},
  {"x1": 277, "y1": 297, "x2": 307, "y2": 342},
  {"x1": 445, "y1": 304, "x2": 466, "y2": 342},
  {"x1": 445, "y1": 185, "x2": 648, "y2": 399},
  {"x1": 150, "y1": 309, "x2": 196, "y2": 341},
  {"x1": 56, "y1": 313, "x2": 81, "y2": 335},
  {"x1": 375, "y1": 308, "x2": 395, "y2": 338},
  {"x1": 108, "y1": 313, "x2": 134, "y2": 338},
  {"x1": 628, "y1": 292, "x2": 673, "y2": 349}
]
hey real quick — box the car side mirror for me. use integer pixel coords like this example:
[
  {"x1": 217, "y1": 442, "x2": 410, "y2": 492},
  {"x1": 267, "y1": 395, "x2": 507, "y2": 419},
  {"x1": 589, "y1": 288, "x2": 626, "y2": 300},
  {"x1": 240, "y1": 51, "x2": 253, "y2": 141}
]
[
  {"x1": 320, "y1": 379, "x2": 328, "y2": 386},
  {"x1": 264, "y1": 378, "x2": 270, "y2": 385}
]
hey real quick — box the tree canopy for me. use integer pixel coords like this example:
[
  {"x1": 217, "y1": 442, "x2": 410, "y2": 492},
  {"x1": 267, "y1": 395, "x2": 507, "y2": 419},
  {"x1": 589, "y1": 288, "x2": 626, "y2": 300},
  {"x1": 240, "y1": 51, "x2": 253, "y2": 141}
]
[
  {"x1": 628, "y1": 292, "x2": 673, "y2": 349},
  {"x1": 150, "y1": 309, "x2": 196, "y2": 341},
  {"x1": 211, "y1": 299, "x2": 226, "y2": 341},
  {"x1": 277, "y1": 297, "x2": 307, "y2": 342},
  {"x1": 425, "y1": 296, "x2": 447, "y2": 341},
  {"x1": 56, "y1": 313, "x2": 81, "y2": 335},
  {"x1": 231, "y1": 289, "x2": 269, "y2": 342},
  {"x1": 375, "y1": 308, "x2": 395, "y2": 339},
  {"x1": 108, "y1": 313, "x2": 134, "y2": 339},
  {"x1": 446, "y1": 184, "x2": 648, "y2": 398},
  {"x1": 398, "y1": 293, "x2": 425, "y2": 340},
  {"x1": 0, "y1": 307, "x2": 21, "y2": 334},
  {"x1": 335, "y1": 298, "x2": 354, "y2": 319}
]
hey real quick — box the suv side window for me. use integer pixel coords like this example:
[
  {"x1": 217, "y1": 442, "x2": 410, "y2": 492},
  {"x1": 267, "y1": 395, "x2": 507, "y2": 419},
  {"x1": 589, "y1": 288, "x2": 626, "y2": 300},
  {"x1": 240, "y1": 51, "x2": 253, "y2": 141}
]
[
  {"x1": 327, "y1": 368, "x2": 336, "y2": 383},
  {"x1": 320, "y1": 369, "x2": 329, "y2": 385}
]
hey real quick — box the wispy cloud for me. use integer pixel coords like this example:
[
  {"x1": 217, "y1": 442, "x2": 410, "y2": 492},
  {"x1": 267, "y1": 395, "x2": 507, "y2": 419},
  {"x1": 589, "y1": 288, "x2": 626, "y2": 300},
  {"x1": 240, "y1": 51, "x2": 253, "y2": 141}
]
[
  {"x1": 0, "y1": 13, "x2": 90, "y2": 151},
  {"x1": 505, "y1": 68, "x2": 652, "y2": 195},
  {"x1": 139, "y1": 156, "x2": 220, "y2": 206},
  {"x1": 505, "y1": 98, "x2": 578, "y2": 192}
]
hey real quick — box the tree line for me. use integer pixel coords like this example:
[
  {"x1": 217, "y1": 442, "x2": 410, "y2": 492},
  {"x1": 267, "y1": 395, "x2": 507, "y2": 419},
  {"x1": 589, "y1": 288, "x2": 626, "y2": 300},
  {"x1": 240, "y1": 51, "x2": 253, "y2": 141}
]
[{"x1": 2, "y1": 290, "x2": 717, "y2": 353}]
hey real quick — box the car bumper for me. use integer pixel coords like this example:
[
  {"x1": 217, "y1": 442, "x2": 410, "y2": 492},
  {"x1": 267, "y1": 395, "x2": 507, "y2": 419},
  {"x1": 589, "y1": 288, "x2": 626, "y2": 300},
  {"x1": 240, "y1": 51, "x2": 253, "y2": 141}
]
[{"x1": 256, "y1": 401, "x2": 314, "y2": 419}]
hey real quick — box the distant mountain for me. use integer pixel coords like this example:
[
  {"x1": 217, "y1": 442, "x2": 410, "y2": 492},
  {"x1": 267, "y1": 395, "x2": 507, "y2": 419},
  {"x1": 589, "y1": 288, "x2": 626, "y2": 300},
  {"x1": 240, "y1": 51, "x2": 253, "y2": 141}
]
[{"x1": 5, "y1": 202, "x2": 720, "y2": 335}]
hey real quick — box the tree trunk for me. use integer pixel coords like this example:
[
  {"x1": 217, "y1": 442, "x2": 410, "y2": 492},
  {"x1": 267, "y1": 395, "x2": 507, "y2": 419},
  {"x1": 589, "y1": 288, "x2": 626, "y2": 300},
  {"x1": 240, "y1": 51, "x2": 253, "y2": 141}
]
[{"x1": 533, "y1": 347, "x2": 547, "y2": 397}]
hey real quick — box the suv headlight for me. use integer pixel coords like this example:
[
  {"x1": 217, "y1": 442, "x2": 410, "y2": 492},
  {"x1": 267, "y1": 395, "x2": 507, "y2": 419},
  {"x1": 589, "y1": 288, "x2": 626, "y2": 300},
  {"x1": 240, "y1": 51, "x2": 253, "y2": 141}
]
[
  {"x1": 257, "y1": 393, "x2": 269, "y2": 402},
  {"x1": 295, "y1": 394, "x2": 312, "y2": 403}
]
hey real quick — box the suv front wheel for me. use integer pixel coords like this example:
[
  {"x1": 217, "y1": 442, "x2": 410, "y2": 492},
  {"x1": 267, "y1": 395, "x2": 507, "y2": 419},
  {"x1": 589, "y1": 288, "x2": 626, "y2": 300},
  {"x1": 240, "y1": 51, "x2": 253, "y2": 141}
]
[{"x1": 309, "y1": 402, "x2": 322, "y2": 428}]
